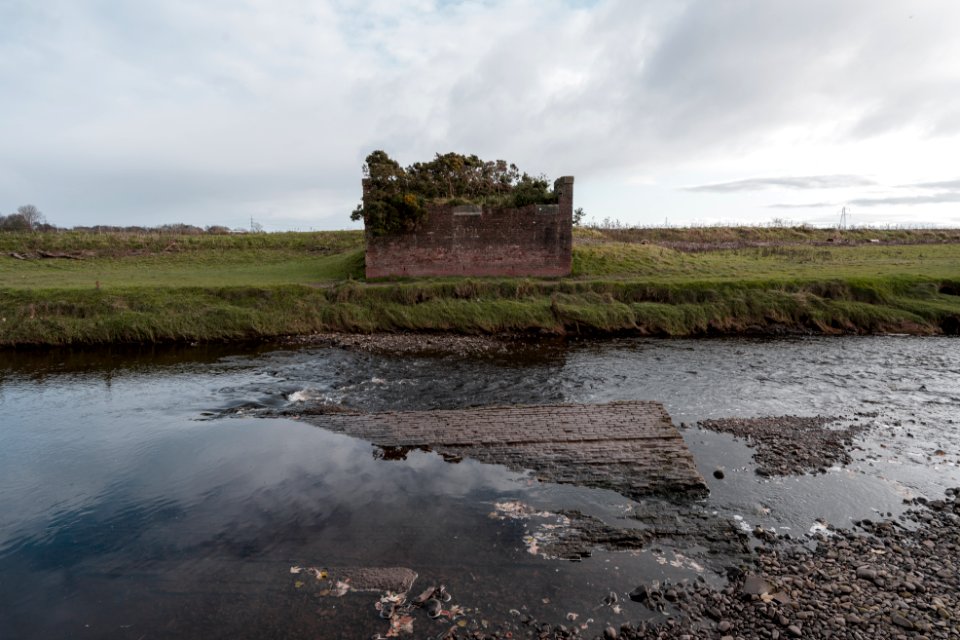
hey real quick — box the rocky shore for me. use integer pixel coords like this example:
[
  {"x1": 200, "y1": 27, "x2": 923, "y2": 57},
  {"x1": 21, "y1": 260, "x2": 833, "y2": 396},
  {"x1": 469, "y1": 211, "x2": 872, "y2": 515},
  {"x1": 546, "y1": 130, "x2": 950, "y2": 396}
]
[
  {"x1": 698, "y1": 415, "x2": 873, "y2": 476},
  {"x1": 437, "y1": 488, "x2": 960, "y2": 640},
  {"x1": 284, "y1": 332, "x2": 516, "y2": 357}
]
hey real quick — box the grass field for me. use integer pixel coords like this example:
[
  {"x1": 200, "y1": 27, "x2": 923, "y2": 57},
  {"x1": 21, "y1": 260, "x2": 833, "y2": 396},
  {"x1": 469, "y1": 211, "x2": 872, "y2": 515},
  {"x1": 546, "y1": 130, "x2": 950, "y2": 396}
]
[{"x1": 2, "y1": 227, "x2": 959, "y2": 346}]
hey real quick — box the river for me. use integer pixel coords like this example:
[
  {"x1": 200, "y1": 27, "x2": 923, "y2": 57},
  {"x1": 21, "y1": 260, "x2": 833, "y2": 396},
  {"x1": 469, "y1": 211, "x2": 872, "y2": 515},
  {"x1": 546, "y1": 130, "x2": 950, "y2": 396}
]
[{"x1": 1, "y1": 336, "x2": 958, "y2": 639}]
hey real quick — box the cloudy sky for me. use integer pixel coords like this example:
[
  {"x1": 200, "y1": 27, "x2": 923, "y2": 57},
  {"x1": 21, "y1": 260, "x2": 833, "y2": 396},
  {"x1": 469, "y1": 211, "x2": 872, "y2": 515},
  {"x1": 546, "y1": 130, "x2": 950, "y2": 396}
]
[{"x1": 3, "y1": 0, "x2": 960, "y2": 231}]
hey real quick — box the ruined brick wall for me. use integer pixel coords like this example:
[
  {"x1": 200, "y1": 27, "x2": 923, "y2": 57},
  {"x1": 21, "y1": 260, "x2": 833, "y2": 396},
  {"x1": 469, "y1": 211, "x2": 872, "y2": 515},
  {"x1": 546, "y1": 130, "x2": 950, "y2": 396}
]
[{"x1": 364, "y1": 176, "x2": 573, "y2": 278}]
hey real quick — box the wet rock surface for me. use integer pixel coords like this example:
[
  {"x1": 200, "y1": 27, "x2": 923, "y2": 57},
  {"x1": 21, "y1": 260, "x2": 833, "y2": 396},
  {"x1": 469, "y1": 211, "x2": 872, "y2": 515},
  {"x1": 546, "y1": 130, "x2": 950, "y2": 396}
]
[
  {"x1": 698, "y1": 415, "x2": 873, "y2": 476},
  {"x1": 429, "y1": 488, "x2": 960, "y2": 639},
  {"x1": 488, "y1": 503, "x2": 751, "y2": 563},
  {"x1": 305, "y1": 401, "x2": 709, "y2": 499}
]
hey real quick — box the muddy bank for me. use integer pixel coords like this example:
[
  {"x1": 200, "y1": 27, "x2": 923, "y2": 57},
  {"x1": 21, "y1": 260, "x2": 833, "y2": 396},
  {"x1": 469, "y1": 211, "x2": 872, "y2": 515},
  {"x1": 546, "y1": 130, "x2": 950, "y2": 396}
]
[{"x1": 698, "y1": 415, "x2": 874, "y2": 476}]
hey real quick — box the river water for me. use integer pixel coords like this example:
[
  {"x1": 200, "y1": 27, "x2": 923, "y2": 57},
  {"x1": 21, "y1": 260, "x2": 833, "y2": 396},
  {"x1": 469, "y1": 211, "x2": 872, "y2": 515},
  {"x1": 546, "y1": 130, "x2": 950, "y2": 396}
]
[{"x1": 1, "y1": 336, "x2": 958, "y2": 639}]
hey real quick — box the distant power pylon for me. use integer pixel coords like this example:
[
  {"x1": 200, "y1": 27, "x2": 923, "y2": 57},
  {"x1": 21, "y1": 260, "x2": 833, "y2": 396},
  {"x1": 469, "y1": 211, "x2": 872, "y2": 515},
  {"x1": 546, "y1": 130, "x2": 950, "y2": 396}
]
[{"x1": 838, "y1": 206, "x2": 851, "y2": 230}]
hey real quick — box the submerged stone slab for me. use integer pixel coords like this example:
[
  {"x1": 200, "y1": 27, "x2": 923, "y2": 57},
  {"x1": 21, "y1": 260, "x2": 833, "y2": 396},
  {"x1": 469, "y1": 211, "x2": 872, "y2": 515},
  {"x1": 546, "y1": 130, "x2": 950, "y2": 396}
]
[{"x1": 311, "y1": 401, "x2": 708, "y2": 499}]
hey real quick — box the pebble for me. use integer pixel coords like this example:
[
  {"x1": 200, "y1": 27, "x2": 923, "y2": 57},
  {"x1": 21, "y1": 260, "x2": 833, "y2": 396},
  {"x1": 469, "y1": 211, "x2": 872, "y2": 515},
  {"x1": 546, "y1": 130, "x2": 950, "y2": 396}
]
[
  {"x1": 891, "y1": 613, "x2": 914, "y2": 629},
  {"x1": 425, "y1": 598, "x2": 442, "y2": 619},
  {"x1": 856, "y1": 566, "x2": 878, "y2": 581}
]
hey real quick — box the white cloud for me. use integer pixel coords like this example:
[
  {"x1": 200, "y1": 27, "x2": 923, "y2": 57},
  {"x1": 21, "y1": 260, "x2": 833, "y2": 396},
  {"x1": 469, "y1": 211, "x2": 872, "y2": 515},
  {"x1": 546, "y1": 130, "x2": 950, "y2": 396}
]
[
  {"x1": 688, "y1": 175, "x2": 876, "y2": 193},
  {"x1": 2, "y1": 0, "x2": 960, "y2": 228}
]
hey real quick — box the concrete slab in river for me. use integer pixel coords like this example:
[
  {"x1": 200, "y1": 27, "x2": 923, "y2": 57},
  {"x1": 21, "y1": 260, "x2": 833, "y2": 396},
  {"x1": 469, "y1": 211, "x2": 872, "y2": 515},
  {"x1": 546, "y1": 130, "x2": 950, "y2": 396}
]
[{"x1": 310, "y1": 401, "x2": 708, "y2": 499}]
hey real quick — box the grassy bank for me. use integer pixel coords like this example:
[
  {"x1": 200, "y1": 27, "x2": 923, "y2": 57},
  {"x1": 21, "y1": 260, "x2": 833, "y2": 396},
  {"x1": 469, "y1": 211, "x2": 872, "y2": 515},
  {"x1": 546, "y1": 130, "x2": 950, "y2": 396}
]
[{"x1": 2, "y1": 228, "x2": 960, "y2": 346}]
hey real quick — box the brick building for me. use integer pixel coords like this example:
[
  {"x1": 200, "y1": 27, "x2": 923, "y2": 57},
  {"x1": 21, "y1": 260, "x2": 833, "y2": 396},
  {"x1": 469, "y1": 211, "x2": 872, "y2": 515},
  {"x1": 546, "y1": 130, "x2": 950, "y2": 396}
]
[{"x1": 363, "y1": 176, "x2": 574, "y2": 278}]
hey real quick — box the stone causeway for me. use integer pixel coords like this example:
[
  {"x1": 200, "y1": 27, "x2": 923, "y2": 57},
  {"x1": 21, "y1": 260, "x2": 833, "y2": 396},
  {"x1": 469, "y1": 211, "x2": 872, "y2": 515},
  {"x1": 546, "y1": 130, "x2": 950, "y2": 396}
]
[{"x1": 310, "y1": 401, "x2": 708, "y2": 499}]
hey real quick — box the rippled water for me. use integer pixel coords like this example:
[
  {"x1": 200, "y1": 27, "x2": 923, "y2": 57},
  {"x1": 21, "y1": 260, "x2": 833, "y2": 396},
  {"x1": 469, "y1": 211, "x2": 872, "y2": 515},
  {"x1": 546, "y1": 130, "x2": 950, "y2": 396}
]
[{"x1": 1, "y1": 336, "x2": 958, "y2": 639}]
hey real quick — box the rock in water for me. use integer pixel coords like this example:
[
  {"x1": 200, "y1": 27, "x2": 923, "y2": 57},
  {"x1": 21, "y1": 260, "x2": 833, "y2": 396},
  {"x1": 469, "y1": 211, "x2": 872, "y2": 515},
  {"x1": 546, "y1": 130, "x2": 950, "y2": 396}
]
[{"x1": 742, "y1": 574, "x2": 773, "y2": 596}]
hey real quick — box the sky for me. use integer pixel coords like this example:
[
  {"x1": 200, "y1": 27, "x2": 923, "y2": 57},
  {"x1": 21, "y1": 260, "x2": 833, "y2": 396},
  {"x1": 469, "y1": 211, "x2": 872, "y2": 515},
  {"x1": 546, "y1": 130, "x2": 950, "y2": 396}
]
[{"x1": 2, "y1": 0, "x2": 960, "y2": 231}]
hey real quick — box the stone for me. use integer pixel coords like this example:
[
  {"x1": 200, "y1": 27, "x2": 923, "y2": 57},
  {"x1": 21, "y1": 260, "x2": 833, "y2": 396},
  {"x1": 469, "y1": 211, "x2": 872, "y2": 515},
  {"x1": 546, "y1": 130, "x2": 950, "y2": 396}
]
[
  {"x1": 628, "y1": 586, "x2": 649, "y2": 603},
  {"x1": 742, "y1": 574, "x2": 773, "y2": 596},
  {"x1": 787, "y1": 624, "x2": 803, "y2": 637},
  {"x1": 856, "y1": 566, "x2": 877, "y2": 581},
  {"x1": 603, "y1": 626, "x2": 618, "y2": 640},
  {"x1": 891, "y1": 614, "x2": 914, "y2": 630}
]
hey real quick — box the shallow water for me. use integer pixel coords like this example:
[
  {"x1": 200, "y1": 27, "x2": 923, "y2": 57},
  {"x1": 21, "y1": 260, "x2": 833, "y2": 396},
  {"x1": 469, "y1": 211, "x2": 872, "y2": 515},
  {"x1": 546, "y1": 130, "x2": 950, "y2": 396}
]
[{"x1": 1, "y1": 336, "x2": 959, "y2": 639}]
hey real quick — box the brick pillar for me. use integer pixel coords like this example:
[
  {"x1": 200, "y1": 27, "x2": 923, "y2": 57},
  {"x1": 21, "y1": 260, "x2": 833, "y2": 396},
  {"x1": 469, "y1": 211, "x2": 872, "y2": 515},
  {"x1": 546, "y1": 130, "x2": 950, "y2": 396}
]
[
  {"x1": 554, "y1": 176, "x2": 574, "y2": 220},
  {"x1": 551, "y1": 176, "x2": 574, "y2": 276}
]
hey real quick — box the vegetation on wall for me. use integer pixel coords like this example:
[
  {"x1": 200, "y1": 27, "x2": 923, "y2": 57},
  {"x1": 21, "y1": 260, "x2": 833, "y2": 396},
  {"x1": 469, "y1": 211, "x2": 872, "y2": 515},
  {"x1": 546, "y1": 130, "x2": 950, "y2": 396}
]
[{"x1": 350, "y1": 150, "x2": 559, "y2": 236}]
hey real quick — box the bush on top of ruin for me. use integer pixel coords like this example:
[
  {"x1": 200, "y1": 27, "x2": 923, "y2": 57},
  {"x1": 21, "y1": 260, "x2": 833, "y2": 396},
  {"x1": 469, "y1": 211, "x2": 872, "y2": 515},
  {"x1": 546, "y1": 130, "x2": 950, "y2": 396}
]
[{"x1": 351, "y1": 150, "x2": 558, "y2": 236}]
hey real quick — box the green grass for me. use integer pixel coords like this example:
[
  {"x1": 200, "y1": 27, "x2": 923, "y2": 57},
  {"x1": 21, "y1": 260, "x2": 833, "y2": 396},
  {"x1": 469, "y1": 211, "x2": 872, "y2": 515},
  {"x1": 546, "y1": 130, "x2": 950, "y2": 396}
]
[
  {"x1": 575, "y1": 225, "x2": 960, "y2": 247},
  {"x1": 0, "y1": 229, "x2": 363, "y2": 255},
  {"x1": 571, "y1": 242, "x2": 960, "y2": 281},
  {"x1": 0, "y1": 248, "x2": 365, "y2": 289},
  {"x1": 2, "y1": 228, "x2": 960, "y2": 346}
]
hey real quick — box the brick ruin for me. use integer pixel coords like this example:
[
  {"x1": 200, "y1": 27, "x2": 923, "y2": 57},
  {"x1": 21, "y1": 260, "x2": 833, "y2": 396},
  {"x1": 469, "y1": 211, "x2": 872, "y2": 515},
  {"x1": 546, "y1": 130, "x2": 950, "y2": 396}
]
[{"x1": 363, "y1": 176, "x2": 574, "y2": 278}]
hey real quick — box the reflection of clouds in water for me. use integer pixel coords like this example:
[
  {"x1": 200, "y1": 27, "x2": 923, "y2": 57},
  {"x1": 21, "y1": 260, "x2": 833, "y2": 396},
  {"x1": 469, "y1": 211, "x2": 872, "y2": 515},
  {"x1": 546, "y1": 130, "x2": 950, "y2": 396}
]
[
  {"x1": 134, "y1": 420, "x2": 529, "y2": 548},
  {"x1": 0, "y1": 398, "x2": 531, "y2": 556},
  {"x1": 0, "y1": 367, "x2": 305, "y2": 548}
]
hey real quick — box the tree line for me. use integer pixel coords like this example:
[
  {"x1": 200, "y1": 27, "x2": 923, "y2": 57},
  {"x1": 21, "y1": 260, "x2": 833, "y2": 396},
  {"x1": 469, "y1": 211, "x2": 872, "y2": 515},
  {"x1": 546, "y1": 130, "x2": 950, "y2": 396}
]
[
  {"x1": 0, "y1": 205, "x2": 249, "y2": 235},
  {"x1": 0, "y1": 205, "x2": 53, "y2": 232}
]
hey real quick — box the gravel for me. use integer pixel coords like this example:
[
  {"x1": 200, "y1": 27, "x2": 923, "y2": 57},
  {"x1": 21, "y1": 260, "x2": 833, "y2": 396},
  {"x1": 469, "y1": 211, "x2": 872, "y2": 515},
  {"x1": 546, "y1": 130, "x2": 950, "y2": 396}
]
[
  {"x1": 283, "y1": 331, "x2": 516, "y2": 357},
  {"x1": 432, "y1": 488, "x2": 960, "y2": 639},
  {"x1": 698, "y1": 415, "x2": 873, "y2": 476}
]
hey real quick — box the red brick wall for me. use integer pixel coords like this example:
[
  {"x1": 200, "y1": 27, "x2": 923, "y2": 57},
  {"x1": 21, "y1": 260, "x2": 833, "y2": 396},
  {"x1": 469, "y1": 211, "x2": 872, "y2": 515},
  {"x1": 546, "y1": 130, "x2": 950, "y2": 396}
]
[{"x1": 364, "y1": 176, "x2": 573, "y2": 278}]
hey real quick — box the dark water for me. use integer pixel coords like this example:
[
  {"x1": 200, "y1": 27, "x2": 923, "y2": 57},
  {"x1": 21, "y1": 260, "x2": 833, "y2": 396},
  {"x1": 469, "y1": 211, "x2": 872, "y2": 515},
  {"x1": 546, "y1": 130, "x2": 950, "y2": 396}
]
[{"x1": 1, "y1": 337, "x2": 958, "y2": 639}]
